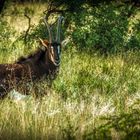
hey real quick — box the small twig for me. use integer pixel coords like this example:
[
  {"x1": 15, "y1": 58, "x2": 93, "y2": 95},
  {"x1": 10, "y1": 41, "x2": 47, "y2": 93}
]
[
  {"x1": 43, "y1": 0, "x2": 65, "y2": 23},
  {"x1": 24, "y1": 14, "x2": 31, "y2": 46}
]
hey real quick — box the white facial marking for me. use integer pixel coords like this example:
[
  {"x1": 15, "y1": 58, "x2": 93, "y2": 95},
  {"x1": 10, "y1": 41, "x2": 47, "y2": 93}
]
[{"x1": 57, "y1": 45, "x2": 60, "y2": 54}]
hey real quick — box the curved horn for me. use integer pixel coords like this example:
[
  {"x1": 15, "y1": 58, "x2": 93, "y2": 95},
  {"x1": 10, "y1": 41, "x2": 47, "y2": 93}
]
[
  {"x1": 44, "y1": 15, "x2": 52, "y2": 44},
  {"x1": 56, "y1": 16, "x2": 64, "y2": 43}
]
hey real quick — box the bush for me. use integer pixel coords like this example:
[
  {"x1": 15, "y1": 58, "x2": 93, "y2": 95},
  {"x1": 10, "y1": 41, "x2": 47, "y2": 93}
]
[
  {"x1": 67, "y1": 3, "x2": 139, "y2": 53},
  {"x1": 126, "y1": 21, "x2": 140, "y2": 50}
]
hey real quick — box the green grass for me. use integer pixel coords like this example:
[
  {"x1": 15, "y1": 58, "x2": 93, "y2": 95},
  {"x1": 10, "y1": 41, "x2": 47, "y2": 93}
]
[{"x1": 0, "y1": 48, "x2": 140, "y2": 140}]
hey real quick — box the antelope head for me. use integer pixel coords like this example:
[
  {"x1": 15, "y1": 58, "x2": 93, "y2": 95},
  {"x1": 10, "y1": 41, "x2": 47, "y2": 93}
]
[{"x1": 40, "y1": 16, "x2": 64, "y2": 67}]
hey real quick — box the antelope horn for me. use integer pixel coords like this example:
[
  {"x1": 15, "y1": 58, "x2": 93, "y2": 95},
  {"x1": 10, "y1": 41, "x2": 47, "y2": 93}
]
[
  {"x1": 56, "y1": 16, "x2": 64, "y2": 43},
  {"x1": 44, "y1": 15, "x2": 52, "y2": 44}
]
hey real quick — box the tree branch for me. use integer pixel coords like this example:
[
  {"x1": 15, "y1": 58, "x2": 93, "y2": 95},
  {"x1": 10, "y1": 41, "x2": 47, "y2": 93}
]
[{"x1": 24, "y1": 14, "x2": 31, "y2": 45}]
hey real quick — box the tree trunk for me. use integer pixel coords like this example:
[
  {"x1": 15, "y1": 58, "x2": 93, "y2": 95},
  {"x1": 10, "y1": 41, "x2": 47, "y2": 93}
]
[{"x1": 0, "y1": 0, "x2": 6, "y2": 13}]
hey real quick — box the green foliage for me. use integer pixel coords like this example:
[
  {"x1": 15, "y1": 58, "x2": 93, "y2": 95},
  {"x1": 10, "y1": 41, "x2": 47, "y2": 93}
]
[
  {"x1": 29, "y1": 19, "x2": 49, "y2": 40},
  {"x1": 0, "y1": 19, "x2": 15, "y2": 53},
  {"x1": 84, "y1": 101, "x2": 140, "y2": 140},
  {"x1": 126, "y1": 21, "x2": 140, "y2": 50},
  {"x1": 68, "y1": 4, "x2": 139, "y2": 53}
]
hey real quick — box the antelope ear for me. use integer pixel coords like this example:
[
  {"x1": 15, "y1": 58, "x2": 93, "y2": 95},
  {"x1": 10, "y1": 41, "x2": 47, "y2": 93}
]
[{"x1": 39, "y1": 38, "x2": 49, "y2": 48}]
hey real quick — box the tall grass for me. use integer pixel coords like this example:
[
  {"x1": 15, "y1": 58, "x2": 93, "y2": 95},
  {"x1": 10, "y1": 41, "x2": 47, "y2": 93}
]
[{"x1": 0, "y1": 48, "x2": 140, "y2": 140}]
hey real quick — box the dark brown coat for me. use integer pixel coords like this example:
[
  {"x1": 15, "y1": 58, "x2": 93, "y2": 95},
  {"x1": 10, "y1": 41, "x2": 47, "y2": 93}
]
[{"x1": 0, "y1": 42, "x2": 60, "y2": 98}]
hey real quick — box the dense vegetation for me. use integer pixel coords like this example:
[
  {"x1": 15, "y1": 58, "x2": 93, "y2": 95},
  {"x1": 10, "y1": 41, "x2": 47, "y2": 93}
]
[{"x1": 0, "y1": 1, "x2": 140, "y2": 140}]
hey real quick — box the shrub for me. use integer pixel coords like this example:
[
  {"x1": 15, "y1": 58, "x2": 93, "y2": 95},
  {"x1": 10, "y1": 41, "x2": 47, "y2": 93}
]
[{"x1": 67, "y1": 3, "x2": 139, "y2": 53}]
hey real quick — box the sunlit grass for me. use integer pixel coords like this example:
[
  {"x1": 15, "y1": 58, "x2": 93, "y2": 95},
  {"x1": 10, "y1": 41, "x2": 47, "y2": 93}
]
[{"x1": 0, "y1": 91, "x2": 140, "y2": 140}]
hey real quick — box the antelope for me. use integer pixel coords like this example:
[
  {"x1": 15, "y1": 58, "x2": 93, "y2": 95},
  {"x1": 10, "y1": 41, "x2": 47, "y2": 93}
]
[{"x1": 0, "y1": 16, "x2": 64, "y2": 98}]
